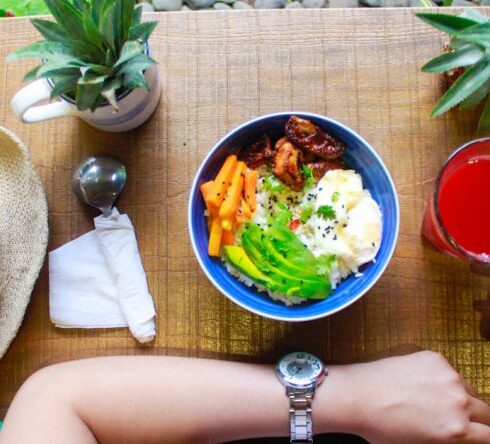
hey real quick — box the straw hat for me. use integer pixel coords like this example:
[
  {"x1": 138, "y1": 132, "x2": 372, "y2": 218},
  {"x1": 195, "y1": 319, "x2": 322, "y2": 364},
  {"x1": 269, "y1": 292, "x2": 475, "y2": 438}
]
[{"x1": 0, "y1": 126, "x2": 48, "y2": 359}]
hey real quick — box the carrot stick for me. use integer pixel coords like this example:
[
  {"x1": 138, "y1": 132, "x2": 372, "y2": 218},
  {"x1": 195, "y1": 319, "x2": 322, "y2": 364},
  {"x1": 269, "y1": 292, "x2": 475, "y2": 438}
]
[
  {"x1": 221, "y1": 229, "x2": 234, "y2": 246},
  {"x1": 208, "y1": 217, "x2": 223, "y2": 257},
  {"x1": 201, "y1": 181, "x2": 219, "y2": 218},
  {"x1": 207, "y1": 155, "x2": 237, "y2": 208},
  {"x1": 219, "y1": 161, "x2": 246, "y2": 219},
  {"x1": 241, "y1": 198, "x2": 252, "y2": 220},
  {"x1": 221, "y1": 218, "x2": 233, "y2": 231},
  {"x1": 244, "y1": 170, "x2": 258, "y2": 212}
]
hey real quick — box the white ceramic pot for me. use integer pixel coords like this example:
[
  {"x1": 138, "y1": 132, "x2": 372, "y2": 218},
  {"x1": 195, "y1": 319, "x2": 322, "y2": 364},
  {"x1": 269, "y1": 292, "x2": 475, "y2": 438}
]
[{"x1": 10, "y1": 64, "x2": 161, "y2": 133}]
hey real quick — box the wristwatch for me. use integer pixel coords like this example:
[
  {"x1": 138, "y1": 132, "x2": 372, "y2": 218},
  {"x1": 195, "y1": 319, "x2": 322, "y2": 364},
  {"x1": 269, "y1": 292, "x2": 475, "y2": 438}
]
[{"x1": 276, "y1": 352, "x2": 327, "y2": 444}]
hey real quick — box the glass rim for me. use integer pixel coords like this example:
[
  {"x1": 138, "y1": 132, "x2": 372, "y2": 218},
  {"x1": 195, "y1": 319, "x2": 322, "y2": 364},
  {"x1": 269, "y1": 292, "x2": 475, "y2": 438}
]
[{"x1": 433, "y1": 137, "x2": 490, "y2": 265}]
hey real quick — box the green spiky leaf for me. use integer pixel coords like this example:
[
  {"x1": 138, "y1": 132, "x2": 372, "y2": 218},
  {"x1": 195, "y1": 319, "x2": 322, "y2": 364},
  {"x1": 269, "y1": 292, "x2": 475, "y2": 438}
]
[
  {"x1": 459, "y1": 79, "x2": 490, "y2": 110},
  {"x1": 23, "y1": 65, "x2": 41, "y2": 82},
  {"x1": 458, "y1": 9, "x2": 489, "y2": 25},
  {"x1": 455, "y1": 23, "x2": 490, "y2": 47},
  {"x1": 76, "y1": 76, "x2": 106, "y2": 111},
  {"x1": 416, "y1": 13, "x2": 479, "y2": 35},
  {"x1": 7, "y1": 41, "x2": 74, "y2": 61},
  {"x1": 50, "y1": 74, "x2": 79, "y2": 98},
  {"x1": 422, "y1": 44, "x2": 485, "y2": 73},
  {"x1": 44, "y1": 0, "x2": 85, "y2": 38},
  {"x1": 432, "y1": 61, "x2": 490, "y2": 117},
  {"x1": 31, "y1": 19, "x2": 68, "y2": 43},
  {"x1": 129, "y1": 21, "x2": 158, "y2": 42},
  {"x1": 8, "y1": 0, "x2": 158, "y2": 113},
  {"x1": 478, "y1": 94, "x2": 490, "y2": 134}
]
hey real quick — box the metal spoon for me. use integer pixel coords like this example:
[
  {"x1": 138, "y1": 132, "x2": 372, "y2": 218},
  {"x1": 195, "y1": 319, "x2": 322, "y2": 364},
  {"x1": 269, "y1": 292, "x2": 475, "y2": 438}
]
[{"x1": 72, "y1": 156, "x2": 127, "y2": 218}]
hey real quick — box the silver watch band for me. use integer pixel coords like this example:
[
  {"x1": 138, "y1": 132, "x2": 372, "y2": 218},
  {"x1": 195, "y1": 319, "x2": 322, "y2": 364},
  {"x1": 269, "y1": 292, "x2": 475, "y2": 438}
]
[{"x1": 287, "y1": 387, "x2": 313, "y2": 443}]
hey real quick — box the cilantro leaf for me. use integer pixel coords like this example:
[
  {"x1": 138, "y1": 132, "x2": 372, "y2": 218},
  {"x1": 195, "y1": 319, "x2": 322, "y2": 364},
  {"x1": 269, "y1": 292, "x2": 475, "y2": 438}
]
[
  {"x1": 332, "y1": 191, "x2": 340, "y2": 203},
  {"x1": 317, "y1": 205, "x2": 336, "y2": 221},
  {"x1": 263, "y1": 175, "x2": 283, "y2": 192},
  {"x1": 301, "y1": 165, "x2": 316, "y2": 189},
  {"x1": 315, "y1": 254, "x2": 338, "y2": 276},
  {"x1": 300, "y1": 203, "x2": 314, "y2": 224},
  {"x1": 267, "y1": 203, "x2": 292, "y2": 227}
]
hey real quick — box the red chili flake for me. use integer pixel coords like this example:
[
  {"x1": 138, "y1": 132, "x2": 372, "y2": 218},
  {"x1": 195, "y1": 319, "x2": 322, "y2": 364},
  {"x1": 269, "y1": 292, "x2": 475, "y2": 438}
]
[{"x1": 289, "y1": 219, "x2": 300, "y2": 231}]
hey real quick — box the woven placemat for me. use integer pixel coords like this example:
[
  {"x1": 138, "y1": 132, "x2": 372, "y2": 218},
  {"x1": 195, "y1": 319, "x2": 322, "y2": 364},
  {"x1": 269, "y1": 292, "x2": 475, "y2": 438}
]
[{"x1": 0, "y1": 126, "x2": 48, "y2": 360}]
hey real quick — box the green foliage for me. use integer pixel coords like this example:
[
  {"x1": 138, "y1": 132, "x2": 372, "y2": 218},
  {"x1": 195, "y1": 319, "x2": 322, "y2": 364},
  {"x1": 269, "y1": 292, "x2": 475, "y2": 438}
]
[
  {"x1": 7, "y1": 0, "x2": 158, "y2": 112},
  {"x1": 417, "y1": 11, "x2": 490, "y2": 134},
  {"x1": 301, "y1": 165, "x2": 316, "y2": 189},
  {"x1": 316, "y1": 205, "x2": 336, "y2": 221},
  {"x1": 0, "y1": 0, "x2": 50, "y2": 16}
]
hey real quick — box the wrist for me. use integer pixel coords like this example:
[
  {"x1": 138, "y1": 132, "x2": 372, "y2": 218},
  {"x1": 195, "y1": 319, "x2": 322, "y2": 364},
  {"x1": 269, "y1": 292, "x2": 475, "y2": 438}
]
[{"x1": 313, "y1": 364, "x2": 366, "y2": 436}]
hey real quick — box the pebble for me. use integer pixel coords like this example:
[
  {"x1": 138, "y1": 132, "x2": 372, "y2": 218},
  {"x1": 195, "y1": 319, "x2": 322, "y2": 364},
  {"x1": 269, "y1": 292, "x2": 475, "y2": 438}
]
[
  {"x1": 153, "y1": 0, "x2": 183, "y2": 9},
  {"x1": 181, "y1": 4, "x2": 192, "y2": 9},
  {"x1": 233, "y1": 0, "x2": 254, "y2": 7},
  {"x1": 140, "y1": 1, "x2": 156, "y2": 10},
  {"x1": 302, "y1": 0, "x2": 326, "y2": 7},
  {"x1": 286, "y1": 1, "x2": 304, "y2": 7},
  {"x1": 255, "y1": 0, "x2": 286, "y2": 8},
  {"x1": 214, "y1": 2, "x2": 232, "y2": 8},
  {"x1": 186, "y1": 0, "x2": 216, "y2": 7}
]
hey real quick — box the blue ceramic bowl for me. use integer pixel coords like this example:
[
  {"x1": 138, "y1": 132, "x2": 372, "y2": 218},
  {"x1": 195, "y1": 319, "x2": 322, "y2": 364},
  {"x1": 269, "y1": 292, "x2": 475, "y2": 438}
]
[{"x1": 188, "y1": 112, "x2": 399, "y2": 321}]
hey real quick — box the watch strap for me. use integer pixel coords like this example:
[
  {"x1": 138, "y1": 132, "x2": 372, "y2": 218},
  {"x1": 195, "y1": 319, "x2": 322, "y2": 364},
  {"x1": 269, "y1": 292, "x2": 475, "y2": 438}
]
[{"x1": 287, "y1": 387, "x2": 313, "y2": 443}]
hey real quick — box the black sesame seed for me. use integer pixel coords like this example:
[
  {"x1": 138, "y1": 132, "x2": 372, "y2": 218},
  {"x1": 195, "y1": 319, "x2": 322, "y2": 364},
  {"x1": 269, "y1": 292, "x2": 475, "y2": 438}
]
[
  {"x1": 322, "y1": 234, "x2": 326, "y2": 238},
  {"x1": 333, "y1": 235, "x2": 337, "y2": 240},
  {"x1": 372, "y1": 242, "x2": 375, "y2": 247},
  {"x1": 343, "y1": 224, "x2": 347, "y2": 228},
  {"x1": 217, "y1": 193, "x2": 221, "y2": 196}
]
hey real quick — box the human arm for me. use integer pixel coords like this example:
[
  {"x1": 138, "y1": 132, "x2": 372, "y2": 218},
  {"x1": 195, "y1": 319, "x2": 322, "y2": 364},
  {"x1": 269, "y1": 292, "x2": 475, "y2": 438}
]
[{"x1": 0, "y1": 351, "x2": 489, "y2": 444}]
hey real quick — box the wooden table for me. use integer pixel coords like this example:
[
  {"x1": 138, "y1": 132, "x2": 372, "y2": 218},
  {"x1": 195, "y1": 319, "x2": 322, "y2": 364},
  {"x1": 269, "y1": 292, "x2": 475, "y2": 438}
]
[{"x1": 0, "y1": 8, "x2": 489, "y2": 423}]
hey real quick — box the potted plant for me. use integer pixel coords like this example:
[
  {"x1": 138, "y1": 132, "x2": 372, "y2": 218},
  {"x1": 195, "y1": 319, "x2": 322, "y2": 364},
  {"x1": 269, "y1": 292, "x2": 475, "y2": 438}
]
[
  {"x1": 8, "y1": 0, "x2": 159, "y2": 132},
  {"x1": 417, "y1": 10, "x2": 490, "y2": 134}
]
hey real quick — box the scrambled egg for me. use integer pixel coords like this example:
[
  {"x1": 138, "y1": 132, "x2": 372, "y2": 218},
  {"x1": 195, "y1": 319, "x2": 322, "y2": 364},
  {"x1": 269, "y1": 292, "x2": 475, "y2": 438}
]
[{"x1": 295, "y1": 170, "x2": 382, "y2": 285}]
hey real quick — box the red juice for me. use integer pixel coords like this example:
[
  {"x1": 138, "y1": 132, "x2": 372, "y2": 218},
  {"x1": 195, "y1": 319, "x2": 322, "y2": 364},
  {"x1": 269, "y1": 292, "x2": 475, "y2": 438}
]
[
  {"x1": 438, "y1": 156, "x2": 490, "y2": 256},
  {"x1": 422, "y1": 138, "x2": 490, "y2": 267}
]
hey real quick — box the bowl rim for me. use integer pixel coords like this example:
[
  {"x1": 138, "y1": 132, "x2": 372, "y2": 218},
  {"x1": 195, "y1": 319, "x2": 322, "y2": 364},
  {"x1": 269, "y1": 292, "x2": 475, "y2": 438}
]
[{"x1": 188, "y1": 111, "x2": 400, "y2": 322}]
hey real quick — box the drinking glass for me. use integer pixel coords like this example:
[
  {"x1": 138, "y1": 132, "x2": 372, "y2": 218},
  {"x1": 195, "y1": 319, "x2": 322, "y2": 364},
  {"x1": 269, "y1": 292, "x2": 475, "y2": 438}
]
[{"x1": 422, "y1": 138, "x2": 490, "y2": 274}]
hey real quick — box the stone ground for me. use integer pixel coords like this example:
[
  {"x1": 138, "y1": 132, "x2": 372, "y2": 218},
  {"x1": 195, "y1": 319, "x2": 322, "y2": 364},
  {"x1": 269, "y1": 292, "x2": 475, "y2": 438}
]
[{"x1": 140, "y1": 0, "x2": 482, "y2": 11}]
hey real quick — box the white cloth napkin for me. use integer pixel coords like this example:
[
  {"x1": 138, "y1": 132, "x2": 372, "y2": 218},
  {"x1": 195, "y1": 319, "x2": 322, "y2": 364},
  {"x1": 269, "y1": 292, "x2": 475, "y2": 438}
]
[{"x1": 49, "y1": 208, "x2": 156, "y2": 343}]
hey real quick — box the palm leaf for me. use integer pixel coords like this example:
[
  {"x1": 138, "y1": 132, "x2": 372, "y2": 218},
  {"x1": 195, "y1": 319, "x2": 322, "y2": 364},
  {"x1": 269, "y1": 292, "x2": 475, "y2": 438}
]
[
  {"x1": 477, "y1": 94, "x2": 490, "y2": 134},
  {"x1": 422, "y1": 44, "x2": 485, "y2": 73},
  {"x1": 416, "y1": 13, "x2": 479, "y2": 35},
  {"x1": 432, "y1": 61, "x2": 490, "y2": 117}
]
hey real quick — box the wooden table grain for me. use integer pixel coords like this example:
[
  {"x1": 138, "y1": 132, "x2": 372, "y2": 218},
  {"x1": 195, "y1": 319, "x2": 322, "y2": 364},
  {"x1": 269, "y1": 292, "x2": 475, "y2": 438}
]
[{"x1": 0, "y1": 8, "x2": 489, "y2": 421}]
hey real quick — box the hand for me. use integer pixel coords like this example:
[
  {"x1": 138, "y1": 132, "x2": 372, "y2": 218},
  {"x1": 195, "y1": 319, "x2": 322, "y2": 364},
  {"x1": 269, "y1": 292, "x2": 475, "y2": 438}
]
[{"x1": 324, "y1": 351, "x2": 490, "y2": 443}]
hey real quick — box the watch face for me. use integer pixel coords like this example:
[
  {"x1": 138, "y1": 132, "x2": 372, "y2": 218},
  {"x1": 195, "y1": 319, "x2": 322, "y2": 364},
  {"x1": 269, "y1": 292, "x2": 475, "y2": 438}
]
[{"x1": 276, "y1": 352, "x2": 325, "y2": 389}]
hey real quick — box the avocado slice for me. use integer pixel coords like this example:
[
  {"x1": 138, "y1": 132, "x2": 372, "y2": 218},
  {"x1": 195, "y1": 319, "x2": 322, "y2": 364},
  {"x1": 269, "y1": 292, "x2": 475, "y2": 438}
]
[
  {"x1": 223, "y1": 246, "x2": 297, "y2": 295},
  {"x1": 266, "y1": 222, "x2": 318, "y2": 270},
  {"x1": 241, "y1": 224, "x2": 330, "y2": 299}
]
